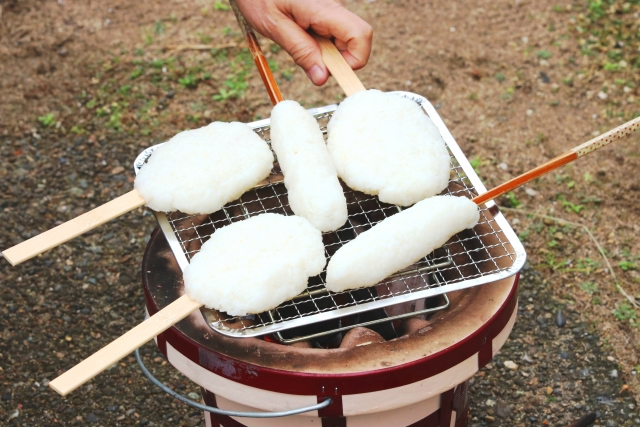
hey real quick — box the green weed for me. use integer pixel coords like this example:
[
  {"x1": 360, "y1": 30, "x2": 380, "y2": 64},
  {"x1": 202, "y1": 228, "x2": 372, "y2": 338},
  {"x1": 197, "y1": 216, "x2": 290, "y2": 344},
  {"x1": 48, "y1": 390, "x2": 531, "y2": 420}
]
[
  {"x1": 38, "y1": 113, "x2": 56, "y2": 127},
  {"x1": 214, "y1": 0, "x2": 230, "y2": 11},
  {"x1": 618, "y1": 261, "x2": 637, "y2": 271},
  {"x1": 178, "y1": 74, "x2": 199, "y2": 89},
  {"x1": 612, "y1": 303, "x2": 637, "y2": 323},
  {"x1": 518, "y1": 229, "x2": 531, "y2": 241},
  {"x1": 580, "y1": 282, "x2": 599, "y2": 294},
  {"x1": 536, "y1": 50, "x2": 552, "y2": 59},
  {"x1": 130, "y1": 67, "x2": 145, "y2": 80},
  {"x1": 153, "y1": 20, "x2": 165, "y2": 35},
  {"x1": 213, "y1": 68, "x2": 248, "y2": 101},
  {"x1": 505, "y1": 192, "x2": 522, "y2": 208},
  {"x1": 281, "y1": 69, "x2": 294, "y2": 81}
]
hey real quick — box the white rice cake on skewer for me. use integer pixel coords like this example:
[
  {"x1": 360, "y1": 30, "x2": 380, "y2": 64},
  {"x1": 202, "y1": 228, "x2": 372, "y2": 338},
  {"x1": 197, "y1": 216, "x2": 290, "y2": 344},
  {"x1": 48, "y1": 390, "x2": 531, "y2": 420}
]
[
  {"x1": 184, "y1": 213, "x2": 326, "y2": 316},
  {"x1": 270, "y1": 100, "x2": 348, "y2": 232},
  {"x1": 325, "y1": 195, "x2": 479, "y2": 293},
  {"x1": 135, "y1": 122, "x2": 274, "y2": 214},
  {"x1": 327, "y1": 90, "x2": 450, "y2": 206}
]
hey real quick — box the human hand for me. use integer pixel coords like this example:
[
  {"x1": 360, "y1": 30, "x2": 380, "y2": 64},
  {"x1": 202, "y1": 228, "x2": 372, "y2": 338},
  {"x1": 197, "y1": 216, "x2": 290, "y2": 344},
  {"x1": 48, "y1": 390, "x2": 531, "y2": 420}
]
[{"x1": 234, "y1": 0, "x2": 373, "y2": 86}]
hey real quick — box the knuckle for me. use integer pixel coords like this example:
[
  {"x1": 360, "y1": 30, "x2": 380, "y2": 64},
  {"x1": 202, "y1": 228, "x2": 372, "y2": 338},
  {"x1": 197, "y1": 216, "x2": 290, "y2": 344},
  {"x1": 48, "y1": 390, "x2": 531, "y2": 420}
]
[{"x1": 289, "y1": 44, "x2": 317, "y2": 66}]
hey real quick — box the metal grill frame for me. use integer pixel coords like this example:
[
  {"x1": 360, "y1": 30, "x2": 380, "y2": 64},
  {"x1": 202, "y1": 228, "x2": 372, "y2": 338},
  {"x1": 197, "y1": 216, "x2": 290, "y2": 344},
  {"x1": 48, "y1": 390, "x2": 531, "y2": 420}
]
[{"x1": 133, "y1": 91, "x2": 527, "y2": 339}]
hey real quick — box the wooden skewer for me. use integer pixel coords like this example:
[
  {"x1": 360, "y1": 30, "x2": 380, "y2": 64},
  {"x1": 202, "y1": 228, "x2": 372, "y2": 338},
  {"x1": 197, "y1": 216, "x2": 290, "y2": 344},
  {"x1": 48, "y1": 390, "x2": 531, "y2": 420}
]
[
  {"x1": 2, "y1": 190, "x2": 146, "y2": 266},
  {"x1": 472, "y1": 116, "x2": 640, "y2": 206},
  {"x1": 313, "y1": 35, "x2": 367, "y2": 97},
  {"x1": 230, "y1": 0, "x2": 283, "y2": 106},
  {"x1": 1, "y1": 172, "x2": 285, "y2": 267},
  {"x1": 49, "y1": 294, "x2": 203, "y2": 396}
]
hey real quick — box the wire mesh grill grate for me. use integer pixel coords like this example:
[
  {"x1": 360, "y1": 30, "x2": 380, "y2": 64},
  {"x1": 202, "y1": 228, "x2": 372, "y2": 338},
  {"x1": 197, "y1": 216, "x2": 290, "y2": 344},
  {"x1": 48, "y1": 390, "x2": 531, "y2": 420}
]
[{"x1": 135, "y1": 93, "x2": 526, "y2": 338}]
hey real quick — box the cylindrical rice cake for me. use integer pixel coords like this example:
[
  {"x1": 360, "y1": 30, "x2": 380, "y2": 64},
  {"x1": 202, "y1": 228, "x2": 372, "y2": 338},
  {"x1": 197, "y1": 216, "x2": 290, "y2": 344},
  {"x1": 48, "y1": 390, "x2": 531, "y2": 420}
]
[
  {"x1": 135, "y1": 122, "x2": 274, "y2": 214},
  {"x1": 183, "y1": 213, "x2": 326, "y2": 316},
  {"x1": 327, "y1": 89, "x2": 451, "y2": 206},
  {"x1": 325, "y1": 195, "x2": 479, "y2": 293},
  {"x1": 270, "y1": 100, "x2": 348, "y2": 232}
]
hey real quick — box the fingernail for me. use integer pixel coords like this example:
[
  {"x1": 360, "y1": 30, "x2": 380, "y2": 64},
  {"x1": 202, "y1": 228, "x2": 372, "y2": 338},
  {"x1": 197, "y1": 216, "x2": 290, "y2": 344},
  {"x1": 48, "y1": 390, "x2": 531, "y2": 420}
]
[{"x1": 306, "y1": 65, "x2": 326, "y2": 85}]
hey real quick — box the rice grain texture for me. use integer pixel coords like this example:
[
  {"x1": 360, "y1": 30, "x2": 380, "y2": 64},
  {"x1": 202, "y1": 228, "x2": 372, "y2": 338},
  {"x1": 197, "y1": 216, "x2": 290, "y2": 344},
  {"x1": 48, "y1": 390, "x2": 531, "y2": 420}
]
[
  {"x1": 134, "y1": 122, "x2": 273, "y2": 214},
  {"x1": 327, "y1": 90, "x2": 450, "y2": 206},
  {"x1": 183, "y1": 213, "x2": 326, "y2": 316},
  {"x1": 325, "y1": 195, "x2": 479, "y2": 292},
  {"x1": 270, "y1": 100, "x2": 348, "y2": 232}
]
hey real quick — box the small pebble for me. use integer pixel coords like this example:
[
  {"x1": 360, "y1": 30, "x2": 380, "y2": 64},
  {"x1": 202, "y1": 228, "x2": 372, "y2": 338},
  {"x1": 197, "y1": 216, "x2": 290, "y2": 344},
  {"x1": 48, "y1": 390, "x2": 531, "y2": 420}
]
[
  {"x1": 495, "y1": 403, "x2": 512, "y2": 418},
  {"x1": 555, "y1": 310, "x2": 566, "y2": 327},
  {"x1": 504, "y1": 361, "x2": 518, "y2": 370},
  {"x1": 610, "y1": 369, "x2": 618, "y2": 378},
  {"x1": 86, "y1": 413, "x2": 98, "y2": 423}
]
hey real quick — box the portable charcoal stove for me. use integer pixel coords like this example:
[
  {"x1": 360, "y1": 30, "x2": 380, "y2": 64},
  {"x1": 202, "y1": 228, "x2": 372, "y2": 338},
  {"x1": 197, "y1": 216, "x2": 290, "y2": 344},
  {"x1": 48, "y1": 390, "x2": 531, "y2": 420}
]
[
  {"x1": 134, "y1": 92, "x2": 525, "y2": 426},
  {"x1": 134, "y1": 92, "x2": 526, "y2": 342}
]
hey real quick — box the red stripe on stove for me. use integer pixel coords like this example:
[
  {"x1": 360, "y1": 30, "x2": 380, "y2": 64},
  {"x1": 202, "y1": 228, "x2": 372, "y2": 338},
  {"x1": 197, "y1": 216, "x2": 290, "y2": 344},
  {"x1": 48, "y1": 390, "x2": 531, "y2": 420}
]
[
  {"x1": 317, "y1": 393, "x2": 343, "y2": 417},
  {"x1": 145, "y1": 275, "x2": 519, "y2": 397},
  {"x1": 438, "y1": 388, "x2": 454, "y2": 427},
  {"x1": 478, "y1": 337, "x2": 493, "y2": 369},
  {"x1": 321, "y1": 416, "x2": 347, "y2": 427}
]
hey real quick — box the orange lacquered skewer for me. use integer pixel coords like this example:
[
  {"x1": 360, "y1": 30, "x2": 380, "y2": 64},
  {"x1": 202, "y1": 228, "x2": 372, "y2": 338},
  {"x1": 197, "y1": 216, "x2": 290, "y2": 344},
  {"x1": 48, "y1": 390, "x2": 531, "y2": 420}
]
[
  {"x1": 472, "y1": 116, "x2": 640, "y2": 206},
  {"x1": 229, "y1": 1, "x2": 283, "y2": 106}
]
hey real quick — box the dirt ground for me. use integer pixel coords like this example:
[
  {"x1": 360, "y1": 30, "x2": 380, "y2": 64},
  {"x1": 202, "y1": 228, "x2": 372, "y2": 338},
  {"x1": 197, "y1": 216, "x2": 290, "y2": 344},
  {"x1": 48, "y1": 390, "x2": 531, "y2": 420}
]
[{"x1": 0, "y1": 0, "x2": 639, "y2": 425}]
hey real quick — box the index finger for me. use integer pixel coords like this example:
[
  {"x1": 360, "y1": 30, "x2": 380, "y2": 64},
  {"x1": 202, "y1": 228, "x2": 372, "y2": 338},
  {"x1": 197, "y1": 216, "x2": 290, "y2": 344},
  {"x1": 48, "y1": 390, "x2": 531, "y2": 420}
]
[{"x1": 291, "y1": 2, "x2": 373, "y2": 70}]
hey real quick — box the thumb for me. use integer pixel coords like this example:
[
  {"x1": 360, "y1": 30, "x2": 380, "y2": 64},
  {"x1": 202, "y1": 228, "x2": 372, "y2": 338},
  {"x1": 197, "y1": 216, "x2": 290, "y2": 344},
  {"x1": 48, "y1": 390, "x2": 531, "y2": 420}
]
[{"x1": 269, "y1": 19, "x2": 329, "y2": 86}]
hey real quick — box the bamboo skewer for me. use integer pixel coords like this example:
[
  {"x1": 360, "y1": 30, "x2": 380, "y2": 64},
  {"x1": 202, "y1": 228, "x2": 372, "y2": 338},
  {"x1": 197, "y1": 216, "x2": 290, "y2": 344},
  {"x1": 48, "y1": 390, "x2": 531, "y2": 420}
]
[
  {"x1": 2, "y1": 190, "x2": 146, "y2": 266},
  {"x1": 230, "y1": 1, "x2": 283, "y2": 105},
  {"x1": 312, "y1": 35, "x2": 366, "y2": 97},
  {"x1": 1, "y1": 172, "x2": 285, "y2": 267},
  {"x1": 48, "y1": 294, "x2": 203, "y2": 396},
  {"x1": 472, "y1": 116, "x2": 640, "y2": 206}
]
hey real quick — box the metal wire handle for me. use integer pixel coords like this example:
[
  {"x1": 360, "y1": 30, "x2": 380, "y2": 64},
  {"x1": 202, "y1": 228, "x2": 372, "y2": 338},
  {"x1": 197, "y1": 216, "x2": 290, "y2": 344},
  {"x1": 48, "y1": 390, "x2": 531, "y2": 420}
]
[{"x1": 134, "y1": 349, "x2": 332, "y2": 418}]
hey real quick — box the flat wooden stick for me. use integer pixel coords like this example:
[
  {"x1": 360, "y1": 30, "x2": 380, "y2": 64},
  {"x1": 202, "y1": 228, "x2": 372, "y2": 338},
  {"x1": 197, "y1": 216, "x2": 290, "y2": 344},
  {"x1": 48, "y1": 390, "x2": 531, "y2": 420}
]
[
  {"x1": 472, "y1": 116, "x2": 640, "y2": 206},
  {"x1": 2, "y1": 190, "x2": 146, "y2": 266},
  {"x1": 2, "y1": 172, "x2": 286, "y2": 267},
  {"x1": 49, "y1": 294, "x2": 203, "y2": 396},
  {"x1": 313, "y1": 35, "x2": 366, "y2": 97}
]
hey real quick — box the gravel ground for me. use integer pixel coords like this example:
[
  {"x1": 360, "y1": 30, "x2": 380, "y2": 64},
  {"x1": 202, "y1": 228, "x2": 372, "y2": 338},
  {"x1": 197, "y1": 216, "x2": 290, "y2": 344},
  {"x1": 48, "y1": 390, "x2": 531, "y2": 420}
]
[
  {"x1": 0, "y1": 132, "x2": 638, "y2": 426},
  {"x1": 470, "y1": 266, "x2": 639, "y2": 426}
]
